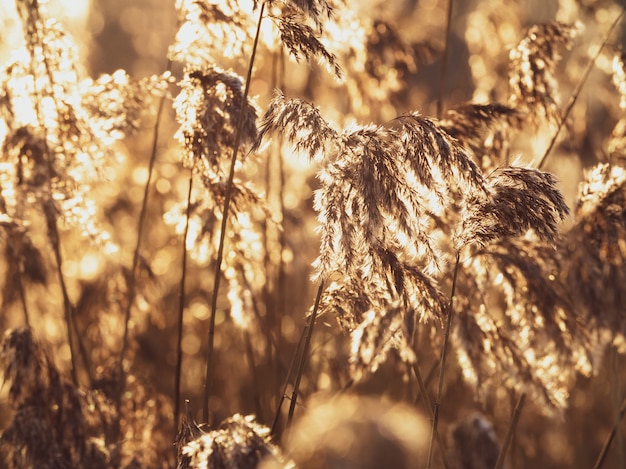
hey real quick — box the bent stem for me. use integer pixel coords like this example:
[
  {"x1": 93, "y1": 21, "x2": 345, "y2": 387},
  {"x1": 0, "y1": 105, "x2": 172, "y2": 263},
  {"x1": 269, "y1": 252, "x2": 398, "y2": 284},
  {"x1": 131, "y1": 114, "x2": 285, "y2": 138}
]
[
  {"x1": 285, "y1": 280, "x2": 326, "y2": 434},
  {"x1": 202, "y1": 1, "x2": 266, "y2": 424},
  {"x1": 426, "y1": 250, "x2": 461, "y2": 469},
  {"x1": 538, "y1": 6, "x2": 625, "y2": 170},
  {"x1": 495, "y1": 392, "x2": 526, "y2": 469}
]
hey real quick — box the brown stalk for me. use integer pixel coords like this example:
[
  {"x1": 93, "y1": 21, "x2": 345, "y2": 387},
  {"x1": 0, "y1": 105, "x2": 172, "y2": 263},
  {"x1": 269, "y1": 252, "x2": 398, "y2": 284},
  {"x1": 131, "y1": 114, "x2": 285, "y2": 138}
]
[
  {"x1": 594, "y1": 395, "x2": 626, "y2": 469},
  {"x1": 538, "y1": 7, "x2": 625, "y2": 170},
  {"x1": 285, "y1": 279, "x2": 326, "y2": 433},
  {"x1": 271, "y1": 318, "x2": 307, "y2": 435},
  {"x1": 412, "y1": 361, "x2": 451, "y2": 469},
  {"x1": 263, "y1": 49, "x2": 287, "y2": 411},
  {"x1": 495, "y1": 392, "x2": 526, "y2": 469},
  {"x1": 202, "y1": 1, "x2": 266, "y2": 424},
  {"x1": 117, "y1": 10, "x2": 177, "y2": 433},
  {"x1": 117, "y1": 68, "x2": 173, "y2": 420},
  {"x1": 10, "y1": 244, "x2": 31, "y2": 327},
  {"x1": 244, "y1": 329, "x2": 265, "y2": 421},
  {"x1": 23, "y1": 3, "x2": 82, "y2": 386},
  {"x1": 174, "y1": 163, "x2": 195, "y2": 437},
  {"x1": 426, "y1": 250, "x2": 461, "y2": 469}
]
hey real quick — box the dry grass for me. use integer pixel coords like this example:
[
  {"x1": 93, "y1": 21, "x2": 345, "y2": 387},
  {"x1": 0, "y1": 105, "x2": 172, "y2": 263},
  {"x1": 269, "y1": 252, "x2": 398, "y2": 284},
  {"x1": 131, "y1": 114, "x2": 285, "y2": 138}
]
[{"x1": 1, "y1": 1, "x2": 626, "y2": 468}]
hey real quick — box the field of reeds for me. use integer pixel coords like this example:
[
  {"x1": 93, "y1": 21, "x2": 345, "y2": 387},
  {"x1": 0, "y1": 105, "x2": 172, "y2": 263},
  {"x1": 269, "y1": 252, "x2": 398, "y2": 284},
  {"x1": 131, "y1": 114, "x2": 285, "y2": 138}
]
[{"x1": 1, "y1": 0, "x2": 626, "y2": 468}]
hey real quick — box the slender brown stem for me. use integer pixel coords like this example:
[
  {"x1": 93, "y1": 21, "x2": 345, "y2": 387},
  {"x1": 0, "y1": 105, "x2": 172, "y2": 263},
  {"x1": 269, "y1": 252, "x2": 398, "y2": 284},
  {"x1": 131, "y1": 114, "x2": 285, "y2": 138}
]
[
  {"x1": 202, "y1": 1, "x2": 266, "y2": 424},
  {"x1": 426, "y1": 250, "x2": 461, "y2": 469},
  {"x1": 244, "y1": 330, "x2": 265, "y2": 421},
  {"x1": 495, "y1": 392, "x2": 526, "y2": 469},
  {"x1": 263, "y1": 49, "x2": 287, "y2": 410},
  {"x1": 538, "y1": 7, "x2": 625, "y2": 170},
  {"x1": 437, "y1": 0, "x2": 454, "y2": 119},
  {"x1": 612, "y1": 346, "x2": 625, "y2": 467},
  {"x1": 285, "y1": 280, "x2": 325, "y2": 433},
  {"x1": 12, "y1": 244, "x2": 31, "y2": 328},
  {"x1": 594, "y1": 395, "x2": 626, "y2": 469},
  {"x1": 412, "y1": 362, "x2": 451, "y2": 469},
  {"x1": 22, "y1": 3, "x2": 81, "y2": 387},
  {"x1": 271, "y1": 319, "x2": 307, "y2": 435},
  {"x1": 117, "y1": 62, "x2": 172, "y2": 409},
  {"x1": 174, "y1": 164, "x2": 195, "y2": 435},
  {"x1": 45, "y1": 207, "x2": 79, "y2": 386},
  {"x1": 415, "y1": 360, "x2": 440, "y2": 405}
]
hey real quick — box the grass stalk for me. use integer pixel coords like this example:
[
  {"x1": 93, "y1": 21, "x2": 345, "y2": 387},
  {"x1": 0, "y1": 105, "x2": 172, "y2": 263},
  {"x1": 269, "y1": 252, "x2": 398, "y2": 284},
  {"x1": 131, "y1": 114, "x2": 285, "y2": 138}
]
[
  {"x1": 495, "y1": 392, "x2": 526, "y2": 469},
  {"x1": 264, "y1": 49, "x2": 287, "y2": 410},
  {"x1": 13, "y1": 249, "x2": 31, "y2": 328},
  {"x1": 271, "y1": 319, "x2": 307, "y2": 435},
  {"x1": 46, "y1": 212, "x2": 79, "y2": 386},
  {"x1": 25, "y1": 5, "x2": 82, "y2": 387},
  {"x1": 594, "y1": 395, "x2": 626, "y2": 469},
  {"x1": 244, "y1": 330, "x2": 265, "y2": 421},
  {"x1": 612, "y1": 346, "x2": 625, "y2": 467},
  {"x1": 538, "y1": 7, "x2": 625, "y2": 170},
  {"x1": 412, "y1": 361, "x2": 451, "y2": 469},
  {"x1": 116, "y1": 46, "x2": 175, "y2": 440},
  {"x1": 174, "y1": 163, "x2": 195, "y2": 435},
  {"x1": 426, "y1": 250, "x2": 461, "y2": 469},
  {"x1": 202, "y1": 1, "x2": 266, "y2": 424},
  {"x1": 285, "y1": 280, "x2": 325, "y2": 433}
]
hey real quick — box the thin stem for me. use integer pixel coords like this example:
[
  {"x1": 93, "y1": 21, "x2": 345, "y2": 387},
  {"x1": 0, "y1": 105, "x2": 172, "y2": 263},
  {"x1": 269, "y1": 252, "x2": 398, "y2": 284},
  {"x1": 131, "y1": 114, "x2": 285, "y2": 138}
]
[
  {"x1": 412, "y1": 362, "x2": 451, "y2": 469},
  {"x1": 538, "y1": 7, "x2": 625, "y2": 170},
  {"x1": 202, "y1": 1, "x2": 266, "y2": 424},
  {"x1": 116, "y1": 48, "x2": 175, "y2": 435},
  {"x1": 263, "y1": 49, "x2": 286, "y2": 409},
  {"x1": 612, "y1": 346, "x2": 625, "y2": 467},
  {"x1": 23, "y1": 3, "x2": 80, "y2": 386},
  {"x1": 271, "y1": 316, "x2": 307, "y2": 435},
  {"x1": 244, "y1": 330, "x2": 265, "y2": 421},
  {"x1": 285, "y1": 280, "x2": 325, "y2": 434},
  {"x1": 437, "y1": 0, "x2": 454, "y2": 119},
  {"x1": 495, "y1": 392, "x2": 526, "y2": 469},
  {"x1": 594, "y1": 395, "x2": 626, "y2": 469},
  {"x1": 12, "y1": 246, "x2": 31, "y2": 328},
  {"x1": 426, "y1": 250, "x2": 461, "y2": 469},
  {"x1": 45, "y1": 207, "x2": 79, "y2": 386},
  {"x1": 174, "y1": 164, "x2": 195, "y2": 436},
  {"x1": 119, "y1": 63, "x2": 172, "y2": 371},
  {"x1": 414, "y1": 360, "x2": 440, "y2": 406}
]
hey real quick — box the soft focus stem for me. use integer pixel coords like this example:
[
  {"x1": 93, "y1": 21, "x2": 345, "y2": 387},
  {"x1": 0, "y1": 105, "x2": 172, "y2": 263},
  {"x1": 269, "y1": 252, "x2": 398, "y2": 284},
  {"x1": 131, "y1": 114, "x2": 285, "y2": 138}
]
[
  {"x1": 202, "y1": 1, "x2": 266, "y2": 424},
  {"x1": 426, "y1": 250, "x2": 460, "y2": 469}
]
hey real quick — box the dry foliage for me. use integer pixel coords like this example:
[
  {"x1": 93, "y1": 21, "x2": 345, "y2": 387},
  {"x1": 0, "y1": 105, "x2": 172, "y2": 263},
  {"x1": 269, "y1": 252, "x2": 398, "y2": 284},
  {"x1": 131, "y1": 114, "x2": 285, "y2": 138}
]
[{"x1": 1, "y1": 0, "x2": 626, "y2": 468}]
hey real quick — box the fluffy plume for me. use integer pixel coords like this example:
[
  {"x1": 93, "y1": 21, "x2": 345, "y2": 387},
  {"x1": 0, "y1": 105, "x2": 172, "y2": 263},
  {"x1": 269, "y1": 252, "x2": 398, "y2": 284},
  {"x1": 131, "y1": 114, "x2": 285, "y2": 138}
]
[
  {"x1": 273, "y1": 15, "x2": 342, "y2": 78},
  {"x1": 455, "y1": 237, "x2": 594, "y2": 410},
  {"x1": 254, "y1": 92, "x2": 338, "y2": 161},
  {"x1": 439, "y1": 103, "x2": 524, "y2": 170},
  {"x1": 0, "y1": 328, "x2": 173, "y2": 469},
  {"x1": 177, "y1": 414, "x2": 282, "y2": 469},
  {"x1": 171, "y1": 0, "x2": 255, "y2": 67},
  {"x1": 508, "y1": 21, "x2": 580, "y2": 124},
  {"x1": 563, "y1": 163, "x2": 626, "y2": 343},
  {"x1": 174, "y1": 67, "x2": 258, "y2": 175},
  {"x1": 458, "y1": 165, "x2": 569, "y2": 251}
]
